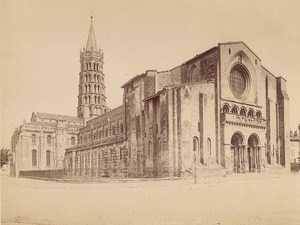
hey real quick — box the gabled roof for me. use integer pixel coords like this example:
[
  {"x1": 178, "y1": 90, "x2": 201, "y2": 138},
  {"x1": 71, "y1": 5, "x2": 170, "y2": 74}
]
[
  {"x1": 218, "y1": 41, "x2": 261, "y2": 61},
  {"x1": 31, "y1": 112, "x2": 83, "y2": 122}
]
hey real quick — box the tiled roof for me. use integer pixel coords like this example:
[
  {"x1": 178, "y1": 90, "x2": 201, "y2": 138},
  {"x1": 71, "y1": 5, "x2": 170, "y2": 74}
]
[{"x1": 35, "y1": 112, "x2": 83, "y2": 122}]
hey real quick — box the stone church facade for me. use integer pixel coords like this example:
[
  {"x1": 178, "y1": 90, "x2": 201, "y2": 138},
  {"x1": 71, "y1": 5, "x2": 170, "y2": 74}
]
[
  {"x1": 65, "y1": 22, "x2": 290, "y2": 178},
  {"x1": 11, "y1": 20, "x2": 290, "y2": 178}
]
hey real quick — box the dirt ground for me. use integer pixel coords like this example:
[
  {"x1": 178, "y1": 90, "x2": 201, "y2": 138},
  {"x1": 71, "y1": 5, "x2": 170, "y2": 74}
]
[{"x1": 1, "y1": 173, "x2": 300, "y2": 225}]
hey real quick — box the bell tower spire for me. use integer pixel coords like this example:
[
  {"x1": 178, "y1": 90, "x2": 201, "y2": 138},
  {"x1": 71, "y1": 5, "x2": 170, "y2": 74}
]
[
  {"x1": 86, "y1": 16, "x2": 97, "y2": 52},
  {"x1": 77, "y1": 18, "x2": 108, "y2": 120}
]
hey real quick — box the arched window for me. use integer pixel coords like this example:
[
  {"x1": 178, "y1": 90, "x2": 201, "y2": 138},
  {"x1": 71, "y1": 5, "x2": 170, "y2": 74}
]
[
  {"x1": 193, "y1": 137, "x2": 199, "y2": 154},
  {"x1": 47, "y1": 135, "x2": 51, "y2": 144},
  {"x1": 222, "y1": 105, "x2": 229, "y2": 114},
  {"x1": 98, "y1": 96, "x2": 100, "y2": 104},
  {"x1": 46, "y1": 150, "x2": 51, "y2": 166},
  {"x1": 112, "y1": 126, "x2": 116, "y2": 135},
  {"x1": 94, "y1": 63, "x2": 96, "y2": 70},
  {"x1": 106, "y1": 128, "x2": 108, "y2": 137},
  {"x1": 256, "y1": 111, "x2": 262, "y2": 118},
  {"x1": 88, "y1": 84, "x2": 91, "y2": 92},
  {"x1": 32, "y1": 150, "x2": 37, "y2": 166},
  {"x1": 88, "y1": 96, "x2": 91, "y2": 103},
  {"x1": 32, "y1": 134, "x2": 36, "y2": 144},
  {"x1": 231, "y1": 106, "x2": 238, "y2": 115},
  {"x1": 71, "y1": 137, "x2": 75, "y2": 145},
  {"x1": 120, "y1": 123, "x2": 124, "y2": 133},
  {"x1": 190, "y1": 65, "x2": 199, "y2": 83},
  {"x1": 207, "y1": 138, "x2": 211, "y2": 156},
  {"x1": 89, "y1": 62, "x2": 91, "y2": 69},
  {"x1": 248, "y1": 109, "x2": 254, "y2": 118},
  {"x1": 94, "y1": 84, "x2": 97, "y2": 93},
  {"x1": 94, "y1": 96, "x2": 97, "y2": 103},
  {"x1": 240, "y1": 108, "x2": 246, "y2": 117},
  {"x1": 94, "y1": 74, "x2": 96, "y2": 81}
]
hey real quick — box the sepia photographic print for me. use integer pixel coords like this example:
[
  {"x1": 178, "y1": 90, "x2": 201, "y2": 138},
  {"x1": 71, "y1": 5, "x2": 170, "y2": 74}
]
[{"x1": 1, "y1": 0, "x2": 300, "y2": 224}]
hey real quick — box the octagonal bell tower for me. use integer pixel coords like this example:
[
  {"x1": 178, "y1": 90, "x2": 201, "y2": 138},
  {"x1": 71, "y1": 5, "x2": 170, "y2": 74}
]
[{"x1": 77, "y1": 17, "x2": 108, "y2": 120}]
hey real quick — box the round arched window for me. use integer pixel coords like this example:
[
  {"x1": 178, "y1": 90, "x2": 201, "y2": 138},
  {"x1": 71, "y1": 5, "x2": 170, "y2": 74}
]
[{"x1": 229, "y1": 65, "x2": 250, "y2": 99}]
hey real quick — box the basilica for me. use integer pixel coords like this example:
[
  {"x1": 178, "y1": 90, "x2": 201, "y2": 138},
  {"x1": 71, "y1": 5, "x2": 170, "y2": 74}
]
[{"x1": 10, "y1": 20, "x2": 290, "y2": 178}]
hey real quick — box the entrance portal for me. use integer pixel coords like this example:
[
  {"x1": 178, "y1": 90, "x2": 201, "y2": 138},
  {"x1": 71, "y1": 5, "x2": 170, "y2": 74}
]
[
  {"x1": 247, "y1": 135, "x2": 261, "y2": 173},
  {"x1": 230, "y1": 133, "x2": 245, "y2": 173}
]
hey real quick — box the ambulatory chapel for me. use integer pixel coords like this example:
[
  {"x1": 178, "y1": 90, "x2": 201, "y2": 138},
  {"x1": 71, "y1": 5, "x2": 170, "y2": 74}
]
[{"x1": 10, "y1": 20, "x2": 290, "y2": 178}]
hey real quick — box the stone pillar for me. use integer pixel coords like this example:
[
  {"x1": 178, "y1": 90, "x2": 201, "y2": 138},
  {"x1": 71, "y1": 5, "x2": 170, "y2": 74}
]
[
  {"x1": 238, "y1": 146, "x2": 242, "y2": 173},
  {"x1": 253, "y1": 147, "x2": 257, "y2": 173},
  {"x1": 257, "y1": 147, "x2": 262, "y2": 172},
  {"x1": 243, "y1": 146, "x2": 249, "y2": 173},
  {"x1": 234, "y1": 147, "x2": 238, "y2": 173}
]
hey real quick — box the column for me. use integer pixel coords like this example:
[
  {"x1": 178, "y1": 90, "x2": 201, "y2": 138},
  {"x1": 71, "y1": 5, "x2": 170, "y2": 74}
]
[
  {"x1": 257, "y1": 147, "x2": 261, "y2": 172},
  {"x1": 243, "y1": 145, "x2": 249, "y2": 173},
  {"x1": 253, "y1": 147, "x2": 257, "y2": 173},
  {"x1": 238, "y1": 146, "x2": 242, "y2": 173},
  {"x1": 234, "y1": 147, "x2": 238, "y2": 173}
]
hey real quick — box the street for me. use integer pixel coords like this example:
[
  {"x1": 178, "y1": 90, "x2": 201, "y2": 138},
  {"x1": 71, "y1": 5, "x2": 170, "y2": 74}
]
[{"x1": 1, "y1": 173, "x2": 300, "y2": 225}]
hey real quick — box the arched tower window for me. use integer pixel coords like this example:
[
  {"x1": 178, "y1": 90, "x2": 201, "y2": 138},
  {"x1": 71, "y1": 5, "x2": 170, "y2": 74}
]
[
  {"x1": 94, "y1": 84, "x2": 96, "y2": 93},
  {"x1": 46, "y1": 150, "x2": 51, "y2": 166},
  {"x1": 88, "y1": 96, "x2": 91, "y2": 103},
  {"x1": 32, "y1": 134, "x2": 36, "y2": 145},
  {"x1": 94, "y1": 96, "x2": 97, "y2": 104},
  {"x1": 71, "y1": 137, "x2": 75, "y2": 145},
  {"x1": 47, "y1": 135, "x2": 51, "y2": 145},
  {"x1": 98, "y1": 96, "x2": 100, "y2": 104},
  {"x1": 32, "y1": 150, "x2": 37, "y2": 166},
  {"x1": 89, "y1": 62, "x2": 91, "y2": 69}
]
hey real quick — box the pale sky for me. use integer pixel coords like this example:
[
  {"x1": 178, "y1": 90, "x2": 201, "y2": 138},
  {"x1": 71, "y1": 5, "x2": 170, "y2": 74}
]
[{"x1": 1, "y1": 0, "x2": 300, "y2": 149}]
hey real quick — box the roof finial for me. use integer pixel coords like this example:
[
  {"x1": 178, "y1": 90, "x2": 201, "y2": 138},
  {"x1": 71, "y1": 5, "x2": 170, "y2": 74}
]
[{"x1": 91, "y1": 16, "x2": 93, "y2": 23}]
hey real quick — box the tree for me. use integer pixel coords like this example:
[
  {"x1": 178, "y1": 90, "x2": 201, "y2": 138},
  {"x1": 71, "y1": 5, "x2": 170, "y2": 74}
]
[{"x1": 0, "y1": 148, "x2": 10, "y2": 167}]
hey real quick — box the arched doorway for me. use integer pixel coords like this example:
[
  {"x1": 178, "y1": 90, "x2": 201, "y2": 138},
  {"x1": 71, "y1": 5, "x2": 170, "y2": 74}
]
[
  {"x1": 231, "y1": 133, "x2": 245, "y2": 173},
  {"x1": 247, "y1": 134, "x2": 261, "y2": 173}
]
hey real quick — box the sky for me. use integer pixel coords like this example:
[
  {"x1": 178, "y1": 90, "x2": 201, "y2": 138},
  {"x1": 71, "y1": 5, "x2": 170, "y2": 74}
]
[{"x1": 1, "y1": 0, "x2": 300, "y2": 149}]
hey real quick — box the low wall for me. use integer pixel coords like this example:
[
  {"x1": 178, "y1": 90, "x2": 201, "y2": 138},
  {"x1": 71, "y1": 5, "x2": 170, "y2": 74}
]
[{"x1": 19, "y1": 169, "x2": 65, "y2": 179}]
